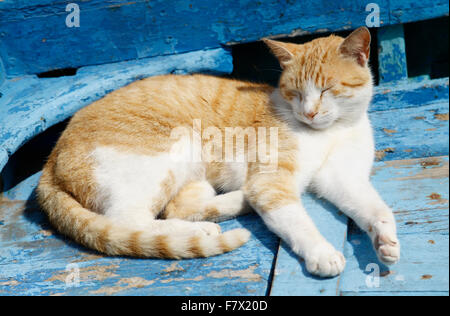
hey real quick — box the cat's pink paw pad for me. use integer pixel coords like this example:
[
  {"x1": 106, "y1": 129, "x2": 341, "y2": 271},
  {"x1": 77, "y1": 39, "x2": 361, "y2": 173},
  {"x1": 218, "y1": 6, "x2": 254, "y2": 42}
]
[
  {"x1": 371, "y1": 221, "x2": 400, "y2": 265},
  {"x1": 305, "y1": 243, "x2": 346, "y2": 277}
]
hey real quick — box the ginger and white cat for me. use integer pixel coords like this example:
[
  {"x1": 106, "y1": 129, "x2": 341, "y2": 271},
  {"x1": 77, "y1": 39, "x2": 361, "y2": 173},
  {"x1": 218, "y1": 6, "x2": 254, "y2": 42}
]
[{"x1": 37, "y1": 27, "x2": 400, "y2": 277}]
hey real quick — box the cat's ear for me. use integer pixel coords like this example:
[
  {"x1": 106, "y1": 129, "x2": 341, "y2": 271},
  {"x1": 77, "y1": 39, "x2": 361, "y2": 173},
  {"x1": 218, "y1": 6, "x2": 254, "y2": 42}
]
[
  {"x1": 339, "y1": 27, "x2": 371, "y2": 67},
  {"x1": 263, "y1": 39, "x2": 298, "y2": 68}
]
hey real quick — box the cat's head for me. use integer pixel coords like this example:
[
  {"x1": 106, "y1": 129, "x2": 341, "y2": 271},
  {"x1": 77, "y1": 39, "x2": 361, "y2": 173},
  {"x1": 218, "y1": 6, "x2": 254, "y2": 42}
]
[{"x1": 264, "y1": 27, "x2": 373, "y2": 130}]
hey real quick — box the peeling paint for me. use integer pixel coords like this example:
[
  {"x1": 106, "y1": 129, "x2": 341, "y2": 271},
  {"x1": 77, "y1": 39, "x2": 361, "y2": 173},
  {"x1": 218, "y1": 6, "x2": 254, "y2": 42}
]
[
  {"x1": 421, "y1": 158, "x2": 442, "y2": 168},
  {"x1": 90, "y1": 277, "x2": 155, "y2": 295},
  {"x1": 47, "y1": 264, "x2": 119, "y2": 283},
  {"x1": 37, "y1": 229, "x2": 53, "y2": 237},
  {"x1": 434, "y1": 113, "x2": 449, "y2": 121},
  {"x1": 383, "y1": 128, "x2": 397, "y2": 135},
  {"x1": 72, "y1": 253, "x2": 105, "y2": 263},
  {"x1": 159, "y1": 276, "x2": 204, "y2": 284},
  {"x1": 375, "y1": 147, "x2": 395, "y2": 161},
  {"x1": 206, "y1": 264, "x2": 261, "y2": 283},
  {"x1": 163, "y1": 262, "x2": 185, "y2": 273},
  {"x1": 381, "y1": 157, "x2": 449, "y2": 181},
  {"x1": 428, "y1": 193, "x2": 442, "y2": 200},
  {"x1": 380, "y1": 270, "x2": 395, "y2": 277},
  {"x1": 107, "y1": 1, "x2": 137, "y2": 9},
  {"x1": 426, "y1": 193, "x2": 448, "y2": 206},
  {"x1": 0, "y1": 279, "x2": 19, "y2": 287}
]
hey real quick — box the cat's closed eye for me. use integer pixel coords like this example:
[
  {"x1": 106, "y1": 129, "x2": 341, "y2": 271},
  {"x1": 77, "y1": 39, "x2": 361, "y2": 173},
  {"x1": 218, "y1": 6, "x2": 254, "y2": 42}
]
[
  {"x1": 292, "y1": 90, "x2": 303, "y2": 102},
  {"x1": 321, "y1": 87, "x2": 332, "y2": 96}
]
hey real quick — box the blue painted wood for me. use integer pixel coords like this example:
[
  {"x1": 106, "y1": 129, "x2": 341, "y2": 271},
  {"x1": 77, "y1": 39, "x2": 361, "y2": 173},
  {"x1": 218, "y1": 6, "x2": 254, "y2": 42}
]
[
  {"x1": 339, "y1": 156, "x2": 449, "y2": 295},
  {"x1": 372, "y1": 78, "x2": 449, "y2": 112},
  {"x1": 370, "y1": 101, "x2": 449, "y2": 161},
  {"x1": 377, "y1": 24, "x2": 408, "y2": 83},
  {"x1": 0, "y1": 57, "x2": 5, "y2": 86},
  {"x1": 0, "y1": 172, "x2": 278, "y2": 296},
  {"x1": 0, "y1": 47, "x2": 232, "y2": 172},
  {"x1": 371, "y1": 157, "x2": 449, "y2": 235},
  {"x1": 389, "y1": 0, "x2": 450, "y2": 24},
  {"x1": 1, "y1": 0, "x2": 448, "y2": 77},
  {"x1": 0, "y1": 148, "x2": 7, "y2": 178},
  {"x1": 341, "y1": 234, "x2": 449, "y2": 294}
]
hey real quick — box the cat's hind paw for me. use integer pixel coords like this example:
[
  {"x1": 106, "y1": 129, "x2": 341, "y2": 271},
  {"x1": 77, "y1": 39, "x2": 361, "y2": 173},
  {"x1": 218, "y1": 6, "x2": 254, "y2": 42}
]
[
  {"x1": 305, "y1": 243, "x2": 346, "y2": 278},
  {"x1": 371, "y1": 221, "x2": 400, "y2": 265}
]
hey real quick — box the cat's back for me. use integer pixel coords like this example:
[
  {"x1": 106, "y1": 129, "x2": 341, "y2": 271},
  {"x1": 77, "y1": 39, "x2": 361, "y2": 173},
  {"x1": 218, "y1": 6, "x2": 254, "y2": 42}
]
[
  {"x1": 53, "y1": 74, "x2": 280, "y2": 156},
  {"x1": 61, "y1": 74, "x2": 278, "y2": 149},
  {"x1": 80, "y1": 74, "x2": 274, "y2": 120}
]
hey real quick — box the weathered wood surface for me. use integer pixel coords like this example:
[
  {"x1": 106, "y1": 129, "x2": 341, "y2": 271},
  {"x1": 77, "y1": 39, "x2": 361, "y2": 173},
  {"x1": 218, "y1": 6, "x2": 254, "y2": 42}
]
[
  {"x1": 0, "y1": 172, "x2": 279, "y2": 296},
  {"x1": 371, "y1": 78, "x2": 449, "y2": 112},
  {"x1": 270, "y1": 156, "x2": 449, "y2": 296},
  {"x1": 0, "y1": 47, "x2": 232, "y2": 172},
  {"x1": 0, "y1": 0, "x2": 448, "y2": 77},
  {"x1": 377, "y1": 24, "x2": 408, "y2": 83},
  {"x1": 340, "y1": 157, "x2": 449, "y2": 295},
  {"x1": 370, "y1": 100, "x2": 449, "y2": 161}
]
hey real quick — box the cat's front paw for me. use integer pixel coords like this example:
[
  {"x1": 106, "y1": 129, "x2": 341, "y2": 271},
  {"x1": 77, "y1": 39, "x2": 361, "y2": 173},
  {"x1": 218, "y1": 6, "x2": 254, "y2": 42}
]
[
  {"x1": 370, "y1": 220, "x2": 400, "y2": 265},
  {"x1": 304, "y1": 242, "x2": 346, "y2": 277}
]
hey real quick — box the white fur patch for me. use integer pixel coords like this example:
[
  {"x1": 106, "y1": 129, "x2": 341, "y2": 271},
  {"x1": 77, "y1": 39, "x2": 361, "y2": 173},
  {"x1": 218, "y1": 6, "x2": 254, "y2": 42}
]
[{"x1": 91, "y1": 138, "x2": 203, "y2": 229}]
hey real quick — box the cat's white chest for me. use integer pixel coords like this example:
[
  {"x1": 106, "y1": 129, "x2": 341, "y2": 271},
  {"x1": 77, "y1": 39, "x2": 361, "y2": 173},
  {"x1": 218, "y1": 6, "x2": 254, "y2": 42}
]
[{"x1": 294, "y1": 115, "x2": 374, "y2": 188}]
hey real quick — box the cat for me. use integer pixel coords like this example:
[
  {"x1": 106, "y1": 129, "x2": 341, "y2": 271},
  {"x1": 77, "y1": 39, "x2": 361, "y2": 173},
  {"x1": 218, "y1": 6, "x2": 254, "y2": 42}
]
[{"x1": 37, "y1": 27, "x2": 400, "y2": 277}]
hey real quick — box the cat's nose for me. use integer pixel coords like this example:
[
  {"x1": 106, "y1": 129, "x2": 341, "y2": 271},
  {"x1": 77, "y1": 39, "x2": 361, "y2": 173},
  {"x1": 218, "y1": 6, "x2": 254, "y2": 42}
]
[{"x1": 305, "y1": 111, "x2": 318, "y2": 120}]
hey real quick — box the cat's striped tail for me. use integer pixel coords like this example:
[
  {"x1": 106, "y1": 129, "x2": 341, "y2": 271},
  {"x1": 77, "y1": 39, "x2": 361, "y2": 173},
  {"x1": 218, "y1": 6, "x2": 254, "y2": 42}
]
[{"x1": 36, "y1": 166, "x2": 250, "y2": 259}]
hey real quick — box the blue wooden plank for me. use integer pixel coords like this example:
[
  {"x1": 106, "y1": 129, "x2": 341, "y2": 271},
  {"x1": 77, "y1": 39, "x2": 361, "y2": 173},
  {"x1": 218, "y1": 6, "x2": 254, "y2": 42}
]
[
  {"x1": 270, "y1": 195, "x2": 348, "y2": 296},
  {"x1": 0, "y1": 56, "x2": 5, "y2": 86},
  {"x1": 0, "y1": 0, "x2": 388, "y2": 77},
  {"x1": 371, "y1": 157, "x2": 449, "y2": 235},
  {"x1": 377, "y1": 24, "x2": 408, "y2": 83},
  {"x1": 0, "y1": 47, "x2": 232, "y2": 172},
  {"x1": 341, "y1": 234, "x2": 449, "y2": 294},
  {"x1": 372, "y1": 78, "x2": 449, "y2": 112},
  {"x1": 0, "y1": 172, "x2": 278, "y2": 296},
  {"x1": 339, "y1": 156, "x2": 449, "y2": 295},
  {"x1": 2, "y1": 172, "x2": 41, "y2": 201},
  {"x1": 3, "y1": 0, "x2": 446, "y2": 78},
  {"x1": 370, "y1": 101, "x2": 449, "y2": 161},
  {"x1": 389, "y1": 0, "x2": 449, "y2": 24},
  {"x1": 0, "y1": 148, "x2": 7, "y2": 176}
]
